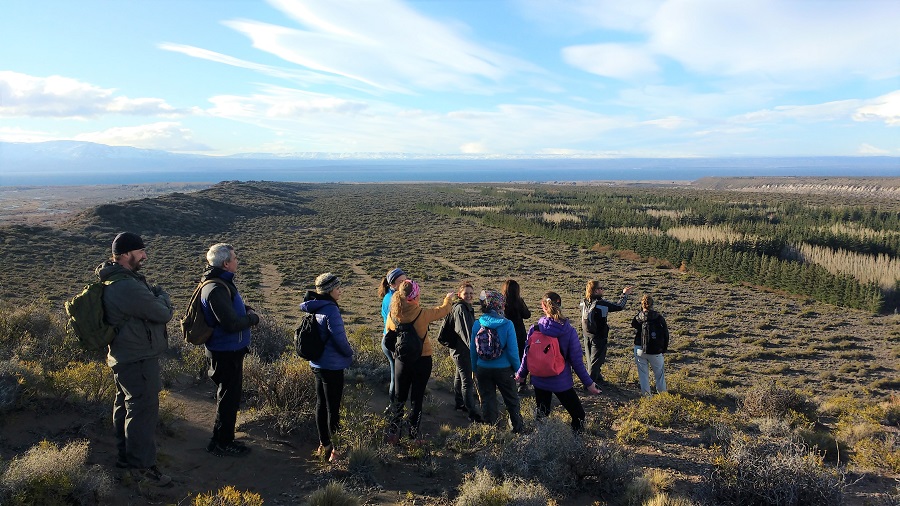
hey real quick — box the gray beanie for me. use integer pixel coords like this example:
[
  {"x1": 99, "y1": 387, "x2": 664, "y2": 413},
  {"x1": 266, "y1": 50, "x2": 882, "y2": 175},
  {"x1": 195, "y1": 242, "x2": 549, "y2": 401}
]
[{"x1": 315, "y1": 272, "x2": 341, "y2": 294}]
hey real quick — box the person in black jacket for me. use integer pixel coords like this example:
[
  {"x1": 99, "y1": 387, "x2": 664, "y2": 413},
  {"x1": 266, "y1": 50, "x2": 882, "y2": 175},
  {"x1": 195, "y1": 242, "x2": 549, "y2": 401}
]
[
  {"x1": 502, "y1": 279, "x2": 531, "y2": 395},
  {"x1": 631, "y1": 294, "x2": 669, "y2": 396},
  {"x1": 579, "y1": 280, "x2": 633, "y2": 384}
]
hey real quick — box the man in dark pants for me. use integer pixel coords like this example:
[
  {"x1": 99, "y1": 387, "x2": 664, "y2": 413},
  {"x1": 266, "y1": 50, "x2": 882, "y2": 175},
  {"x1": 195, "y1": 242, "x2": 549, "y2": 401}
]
[
  {"x1": 98, "y1": 232, "x2": 174, "y2": 486},
  {"x1": 199, "y1": 243, "x2": 260, "y2": 456}
]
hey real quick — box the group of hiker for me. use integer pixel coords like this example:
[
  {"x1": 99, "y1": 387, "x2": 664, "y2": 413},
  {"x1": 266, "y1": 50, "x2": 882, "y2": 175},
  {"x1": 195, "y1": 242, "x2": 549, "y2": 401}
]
[{"x1": 89, "y1": 232, "x2": 669, "y2": 486}]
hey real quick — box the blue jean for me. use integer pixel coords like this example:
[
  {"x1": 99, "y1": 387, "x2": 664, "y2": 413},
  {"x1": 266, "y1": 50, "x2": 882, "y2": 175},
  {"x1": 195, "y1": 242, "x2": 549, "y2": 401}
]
[
  {"x1": 381, "y1": 336, "x2": 396, "y2": 402},
  {"x1": 635, "y1": 346, "x2": 667, "y2": 395}
]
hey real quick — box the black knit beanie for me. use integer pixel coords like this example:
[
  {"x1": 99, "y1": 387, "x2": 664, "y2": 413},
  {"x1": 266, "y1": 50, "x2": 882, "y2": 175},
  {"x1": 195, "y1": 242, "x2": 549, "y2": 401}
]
[{"x1": 112, "y1": 232, "x2": 146, "y2": 255}]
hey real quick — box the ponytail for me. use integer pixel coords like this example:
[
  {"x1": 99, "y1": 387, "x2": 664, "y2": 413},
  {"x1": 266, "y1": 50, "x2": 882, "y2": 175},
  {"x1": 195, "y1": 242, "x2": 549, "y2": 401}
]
[{"x1": 542, "y1": 291, "x2": 565, "y2": 322}]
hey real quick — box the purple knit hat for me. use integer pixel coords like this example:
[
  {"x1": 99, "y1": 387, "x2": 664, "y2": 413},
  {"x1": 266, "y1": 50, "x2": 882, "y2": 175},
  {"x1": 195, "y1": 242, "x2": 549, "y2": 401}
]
[{"x1": 480, "y1": 289, "x2": 505, "y2": 312}]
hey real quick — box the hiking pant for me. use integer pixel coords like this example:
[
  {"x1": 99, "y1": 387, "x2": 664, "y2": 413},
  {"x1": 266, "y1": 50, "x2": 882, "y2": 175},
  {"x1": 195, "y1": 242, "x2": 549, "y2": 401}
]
[
  {"x1": 313, "y1": 367, "x2": 345, "y2": 447},
  {"x1": 533, "y1": 386, "x2": 586, "y2": 432},
  {"x1": 112, "y1": 358, "x2": 161, "y2": 469},
  {"x1": 207, "y1": 347, "x2": 248, "y2": 444},
  {"x1": 450, "y1": 341, "x2": 480, "y2": 416},
  {"x1": 475, "y1": 366, "x2": 524, "y2": 433},
  {"x1": 389, "y1": 355, "x2": 432, "y2": 438},
  {"x1": 381, "y1": 336, "x2": 396, "y2": 403},
  {"x1": 583, "y1": 326, "x2": 609, "y2": 383},
  {"x1": 635, "y1": 347, "x2": 667, "y2": 395}
]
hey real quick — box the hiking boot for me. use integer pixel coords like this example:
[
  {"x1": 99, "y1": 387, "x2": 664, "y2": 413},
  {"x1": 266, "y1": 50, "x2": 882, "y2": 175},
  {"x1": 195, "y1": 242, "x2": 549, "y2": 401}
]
[
  {"x1": 207, "y1": 440, "x2": 250, "y2": 457},
  {"x1": 454, "y1": 405, "x2": 469, "y2": 413},
  {"x1": 328, "y1": 447, "x2": 341, "y2": 463},
  {"x1": 130, "y1": 466, "x2": 172, "y2": 487}
]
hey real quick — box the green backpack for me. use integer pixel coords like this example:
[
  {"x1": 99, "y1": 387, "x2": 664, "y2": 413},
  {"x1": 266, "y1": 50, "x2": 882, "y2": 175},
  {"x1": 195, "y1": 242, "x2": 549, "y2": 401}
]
[{"x1": 65, "y1": 275, "x2": 127, "y2": 352}]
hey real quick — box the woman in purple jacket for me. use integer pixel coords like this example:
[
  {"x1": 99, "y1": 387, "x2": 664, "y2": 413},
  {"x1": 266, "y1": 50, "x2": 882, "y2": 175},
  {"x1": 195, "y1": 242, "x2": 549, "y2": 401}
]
[
  {"x1": 300, "y1": 272, "x2": 354, "y2": 463},
  {"x1": 515, "y1": 291, "x2": 600, "y2": 431}
]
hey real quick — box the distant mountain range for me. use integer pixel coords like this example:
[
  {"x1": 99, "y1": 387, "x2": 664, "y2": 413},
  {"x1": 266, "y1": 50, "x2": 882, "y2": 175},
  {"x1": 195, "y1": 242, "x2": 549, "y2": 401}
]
[{"x1": 2, "y1": 140, "x2": 898, "y2": 186}]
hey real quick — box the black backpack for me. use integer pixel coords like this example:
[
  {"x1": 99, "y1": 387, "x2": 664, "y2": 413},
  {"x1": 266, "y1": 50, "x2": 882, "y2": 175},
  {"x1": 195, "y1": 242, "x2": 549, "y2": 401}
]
[
  {"x1": 390, "y1": 310, "x2": 423, "y2": 363},
  {"x1": 435, "y1": 303, "x2": 461, "y2": 349},
  {"x1": 294, "y1": 306, "x2": 332, "y2": 361}
]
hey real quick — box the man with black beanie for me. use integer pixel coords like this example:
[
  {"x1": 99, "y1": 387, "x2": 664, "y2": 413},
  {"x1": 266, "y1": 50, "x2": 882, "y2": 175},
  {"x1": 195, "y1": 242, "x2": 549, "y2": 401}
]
[{"x1": 96, "y1": 232, "x2": 173, "y2": 486}]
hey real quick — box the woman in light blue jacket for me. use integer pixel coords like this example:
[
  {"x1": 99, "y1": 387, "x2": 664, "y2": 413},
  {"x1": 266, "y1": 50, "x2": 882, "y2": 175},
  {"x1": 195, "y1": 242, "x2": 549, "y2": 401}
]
[
  {"x1": 470, "y1": 289, "x2": 524, "y2": 433},
  {"x1": 300, "y1": 273, "x2": 354, "y2": 463}
]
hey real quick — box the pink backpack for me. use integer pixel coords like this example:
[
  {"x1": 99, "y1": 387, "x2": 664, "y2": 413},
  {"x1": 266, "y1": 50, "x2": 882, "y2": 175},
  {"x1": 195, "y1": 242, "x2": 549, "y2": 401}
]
[{"x1": 525, "y1": 331, "x2": 565, "y2": 377}]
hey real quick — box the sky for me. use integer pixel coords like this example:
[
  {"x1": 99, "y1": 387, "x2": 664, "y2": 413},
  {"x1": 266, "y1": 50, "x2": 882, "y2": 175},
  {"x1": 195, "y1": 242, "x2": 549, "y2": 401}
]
[{"x1": 1, "y1": 0, "x2": 899, "y2": 158}]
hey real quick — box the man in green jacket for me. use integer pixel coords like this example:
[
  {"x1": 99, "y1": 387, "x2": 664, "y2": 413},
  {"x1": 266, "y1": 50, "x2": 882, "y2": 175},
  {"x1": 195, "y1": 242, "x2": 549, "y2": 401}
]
[{"x1": 96, "y1": 232, "x2": 173, "y2": 486}]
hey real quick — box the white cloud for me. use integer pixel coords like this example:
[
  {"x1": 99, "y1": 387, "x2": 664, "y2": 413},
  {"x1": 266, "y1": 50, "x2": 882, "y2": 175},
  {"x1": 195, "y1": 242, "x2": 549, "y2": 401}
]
[
  {"x1": 562, "y1": 43, "x2": 659, "y2": 80},
  {"x1": 0, "y1": 71, "x2": 183, "y2": 118},
  {"x1": 853, "y1": 90, "x2": 900, "y2": 126},
  {"x1": 858, "y1": 143, "x2": 890, "y2": 155},
  {"x1": 197, "y1": 0, "x2": 543, "y2": 95},
  {"x1": 735, "y1": 99, "x2": 863, "y2": 124},
  {"x1": 0, "y1": 126, "x2": 56, "y2": 143},
  {"x1": 643, "y1": 116, "x2": 693, "y2": 129},
  {"x1": 74, "y1": 122, "x2": 210, "y2": 152},
  {"x1": 206, "y1": 85, "x2": 368, "y2": 119}
]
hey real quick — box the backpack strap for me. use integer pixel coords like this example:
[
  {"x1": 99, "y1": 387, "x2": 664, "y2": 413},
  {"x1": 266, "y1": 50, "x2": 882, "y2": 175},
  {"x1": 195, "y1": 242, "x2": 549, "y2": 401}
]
[{"x1": 199, "y1": 278, "x2": 233, "y2": 299}]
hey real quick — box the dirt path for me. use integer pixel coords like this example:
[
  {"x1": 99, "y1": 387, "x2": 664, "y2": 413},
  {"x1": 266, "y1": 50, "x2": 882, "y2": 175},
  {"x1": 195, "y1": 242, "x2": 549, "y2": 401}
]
[{"x1": 428, "y1": 255, "x2": 483, "y2": 280}]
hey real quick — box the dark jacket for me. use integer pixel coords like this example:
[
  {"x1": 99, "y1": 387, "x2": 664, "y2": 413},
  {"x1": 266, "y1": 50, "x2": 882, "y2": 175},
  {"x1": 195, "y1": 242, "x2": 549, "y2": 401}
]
[
  {"x1": 200, "y1": 266, "x2": 258, "y2": 352},
  {"x1": 96, "y1": 261, "x2": 173, "y2": 367},
  {"x1": 504, "y1": 297, "x2": 531, "y2": 345},
  {"x1": 631, "y1": 310, "x2": 669, "y2": 355},
  {"x1": 451, "y1": 299, "x2": 475, "y2": 348},
  {"x1": 580, "y1": 294, "x2": 629, "y2": 339},
  {"x1": 300, "y1": 291, "x2": 354, "y2": 370}
]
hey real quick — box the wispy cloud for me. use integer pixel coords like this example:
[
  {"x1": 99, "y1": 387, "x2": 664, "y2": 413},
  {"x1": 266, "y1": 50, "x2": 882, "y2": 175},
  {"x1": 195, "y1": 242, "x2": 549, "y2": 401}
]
[
  {"x1": 74, "y1": 122, "x2": 210, "y2": 151},
  {"x1": 0, "y1": 71, "x2": 184, "y2": 118},
  {"x1": 562, "y1": 43, "x2": 659, "y2": 80},
  {"x1": 176, "y1": 0, "x2": 542, "y2": 95}
]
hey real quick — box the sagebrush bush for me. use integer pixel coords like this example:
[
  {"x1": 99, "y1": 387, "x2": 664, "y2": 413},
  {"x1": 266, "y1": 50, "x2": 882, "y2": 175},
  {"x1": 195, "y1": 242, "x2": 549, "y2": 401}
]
[
  {"x1": 243, "y1": 354, "x2": 315, "y2": 434},
  {"x1": 616, "y1": 416, "x2": 649, "y2": 445},
  {"x1": 497, "y1": 418, "x2": 633, "y2": 494},
  {"x1": 850, "y1": 433, "x2": 900, "y2": 473},
  {"x1": 619, "y1": 392, "x2": 721, "y2": 429},
  {"x1": 345, "y1": 325, "x2": 392, "y2": 382},
  {"x1": 48, "y1": 360, "x2": 114, "y2": 404},
  {"x1": 642, "y1": 493, "x2": 696, "y2": 506},
  {"x1": 740, "y1": 381, "x2": 817, "y2": 424},
  {"x1": 249, "y1": 312, "x2": 291, "y2": 363},
  {"x1": 193, "y1": 485, "x2": 264, "y2": 506},
  {"x1": 454, "y1": 467, "x2": 555, "y2": 506},
  {"x1": 625, "y1": 468, "x2": 674, "y2": 505},
  {"x1": 0, "y1": 301, "x2": 91, "y2": 370},
  {"x1": 0, "y1": 439, "x2": 112, "y2": 506},
  {"x1": 706, "y1": 432, "x2": 845, "y2": 506},
  {"x1": 305, "y1": 481, "x2": 360, "y2": 506}
]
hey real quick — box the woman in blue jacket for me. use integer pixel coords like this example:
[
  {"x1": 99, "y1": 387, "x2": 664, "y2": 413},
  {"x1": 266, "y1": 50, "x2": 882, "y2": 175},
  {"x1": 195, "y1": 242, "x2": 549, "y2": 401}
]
[
  {"x1": 516, "y1": 291, "x2": 600, "y2": 431},
  {"x1": 300, "y1": 272, "x2": 354, "y2": 463},
  {"x1": 470, "y1": 289, "x2": 524, "y2": 433},
  {"x1": 378, "y1": 267, "x2": 407, "y2": 408}
]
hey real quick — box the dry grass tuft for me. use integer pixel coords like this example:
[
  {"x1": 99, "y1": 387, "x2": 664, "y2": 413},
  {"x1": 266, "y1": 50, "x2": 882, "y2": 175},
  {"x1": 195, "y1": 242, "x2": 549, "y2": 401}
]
[
  {"x1": 193, "y1": 485, "x2": 264, "y2": 506},
  {"x1": 0, "y1": 439, "x2": 112, "y2": 506}
]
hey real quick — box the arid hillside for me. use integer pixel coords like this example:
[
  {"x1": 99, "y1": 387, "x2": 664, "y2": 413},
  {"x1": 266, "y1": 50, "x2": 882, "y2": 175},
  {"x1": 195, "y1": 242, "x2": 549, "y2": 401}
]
[{"x1": 0, "y1": 180, "x2": 897, "y2": 505}]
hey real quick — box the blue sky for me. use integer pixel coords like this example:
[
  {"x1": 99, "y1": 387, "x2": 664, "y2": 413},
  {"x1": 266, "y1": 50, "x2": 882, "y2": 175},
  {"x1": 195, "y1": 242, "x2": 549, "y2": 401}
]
[{"x1": 1, "y1": 0, "x2": 898, "y2": 157}]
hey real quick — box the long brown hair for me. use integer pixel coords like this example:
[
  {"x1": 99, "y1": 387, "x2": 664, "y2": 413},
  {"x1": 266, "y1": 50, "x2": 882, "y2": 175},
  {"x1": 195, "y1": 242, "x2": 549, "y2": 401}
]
[
  {"x1": 502, "y1": 279, "x2": 521, "y2": 303},
  {"x1": 584, "y1": 280, "x2": 601, "y2": 300},
  {"x1": 641, "y1": 294, "x2": 654, "y2": 311},
  {"x1": 541, "y1": 291, "x2": 565, "y2": 322}
]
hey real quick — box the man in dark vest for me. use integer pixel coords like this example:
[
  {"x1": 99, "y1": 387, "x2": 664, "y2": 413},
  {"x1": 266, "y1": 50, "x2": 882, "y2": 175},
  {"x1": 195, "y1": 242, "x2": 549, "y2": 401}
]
[{"x1": 199, "y1": 243, "x2": 260, "y2": 456}]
